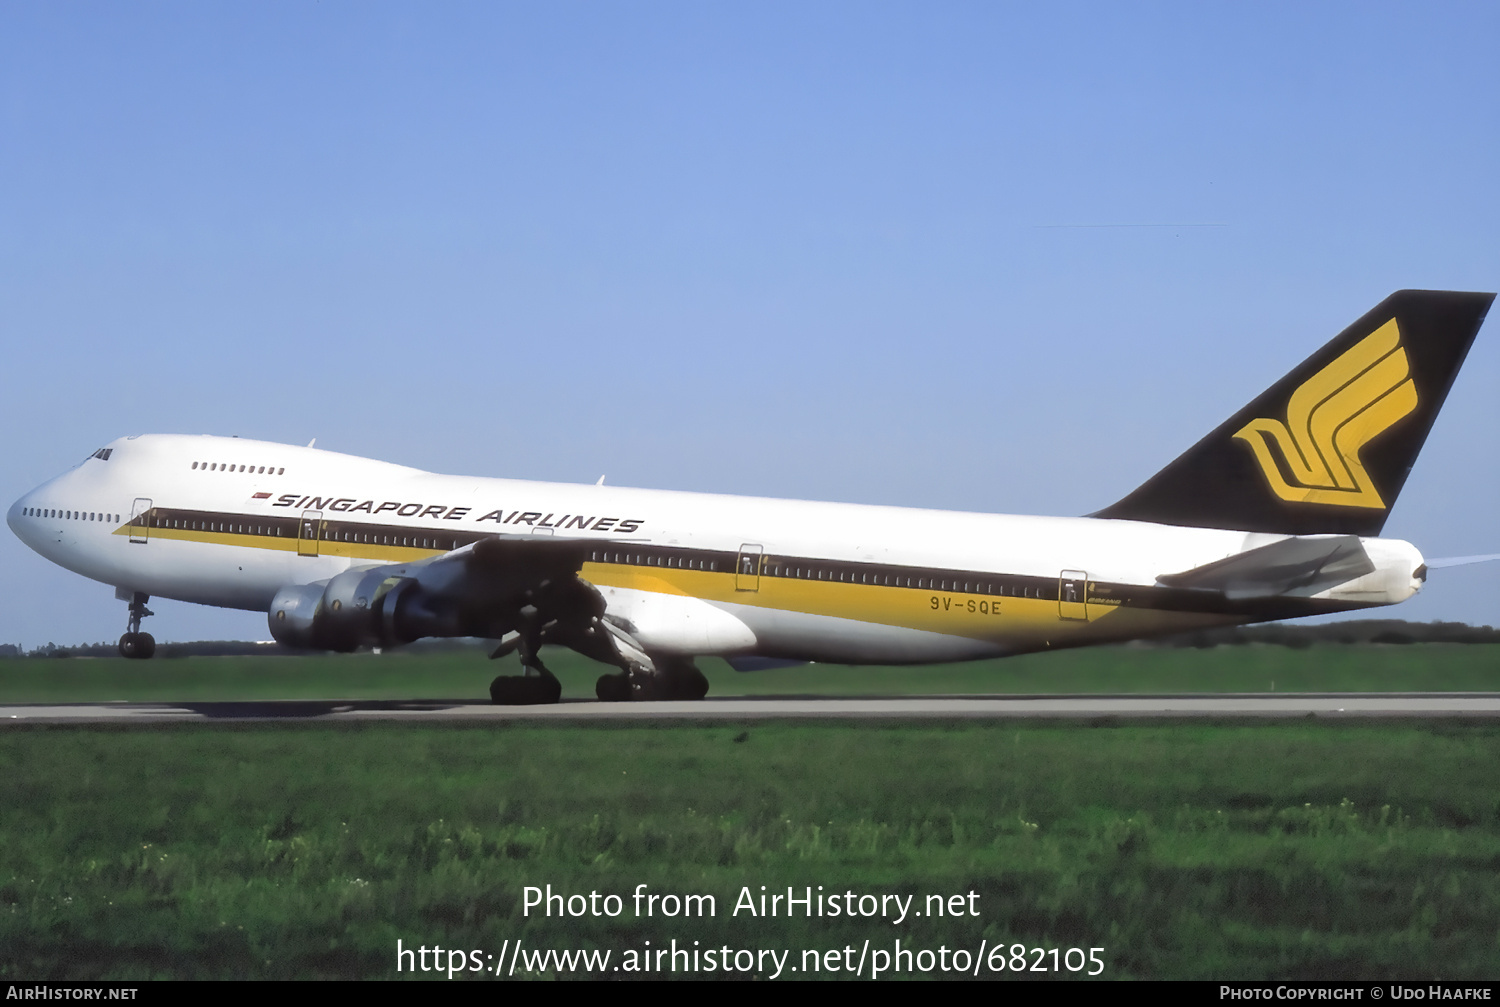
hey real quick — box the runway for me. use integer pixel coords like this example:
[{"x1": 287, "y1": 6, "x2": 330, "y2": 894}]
[{"x1": 4, "y1": 693, "x2": 1500, "y2": 723}]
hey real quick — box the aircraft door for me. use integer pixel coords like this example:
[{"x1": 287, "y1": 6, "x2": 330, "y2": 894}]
[
  {"x1": 736, "y1": 544, "x2": 763, "y2": 591},
  {"x1": 1059, "y1": 570, "x2": 1088, "y2": 621},
  {"x1": 129, "y1": 498, "x2": 152, "y2": 544},
  {"x1": 298, "y1": 510, "x2": 322, "y2": 557}
]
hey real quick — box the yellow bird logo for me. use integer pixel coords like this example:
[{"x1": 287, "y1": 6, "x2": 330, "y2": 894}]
[{"x1": 1233, "y1": 319, "x2": 1416, "y2": 509}]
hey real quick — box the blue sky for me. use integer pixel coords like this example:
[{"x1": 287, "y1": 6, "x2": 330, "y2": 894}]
[{"x1": 2, "y1": 2, "x2": 1497, "y2": 646}]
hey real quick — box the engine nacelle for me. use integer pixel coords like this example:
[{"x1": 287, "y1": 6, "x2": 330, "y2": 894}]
[
  {"x1": 268, "y1": 567, "x2": 469, "y2": 650},
  {"x1": 267, "y1": 582, "x2": 329, "y2": 649}
]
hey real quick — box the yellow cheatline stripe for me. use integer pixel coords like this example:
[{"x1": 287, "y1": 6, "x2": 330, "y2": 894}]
[
  {"x1": 111, "y1": 525, "x2": 1168, "y2": 645},
  {"x1": 112, "y1": 524, "x2": 444, "y2": 562},
  {"x1": 315, "y1": 539, "x2": 444, "y2": 561},
  {"x1": 582, "y1": 564, "x2": 1127, "y2": 644}
]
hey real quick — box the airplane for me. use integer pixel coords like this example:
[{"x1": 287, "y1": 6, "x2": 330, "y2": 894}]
[{"x1": 7, "y1": 290, "x2": 1494, "y2": 703}]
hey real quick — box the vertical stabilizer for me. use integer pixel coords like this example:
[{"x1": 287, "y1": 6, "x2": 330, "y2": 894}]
[{"x1": 1093, "y1": 290, "x2": 1493, "y2": 536}]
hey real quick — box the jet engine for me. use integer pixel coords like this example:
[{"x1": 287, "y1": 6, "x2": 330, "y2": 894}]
[{"x1": 267, "y1": 567, "x2": 464, "y2": 651}]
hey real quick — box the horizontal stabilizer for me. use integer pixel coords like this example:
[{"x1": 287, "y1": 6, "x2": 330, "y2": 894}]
[{"x1": 1156, "y1": 535, "x2": 1374, "y2": 600}]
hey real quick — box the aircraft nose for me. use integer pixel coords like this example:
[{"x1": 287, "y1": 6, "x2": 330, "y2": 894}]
[
  {"x1": 7, "y1": 490, "x2": 37, "y2": 544},
  {"x1": 9, "y1": 479, "x2": 58, "y2": 550}
]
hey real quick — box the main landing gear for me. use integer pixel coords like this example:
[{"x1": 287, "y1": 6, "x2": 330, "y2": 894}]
[
  {"x1": 118, "y1": 592, "x2": 156, "y2": 659},
  {"x1": 487, "y1": 620, "x2": 562, "y2": 706},
  {"x1": 490, "y1": 659, "x2": 707, "y2": 704},
  {"x1": 489, "y1": 658, "x2": 562, "y2": 705},
  {"x1": 595, "y1": 656, "x2": 708, "y2": 702},
  {"x1": 485, "y1": 608, "x2": 710, "y2": 705}
]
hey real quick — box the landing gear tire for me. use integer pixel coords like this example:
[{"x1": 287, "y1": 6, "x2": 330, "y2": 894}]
[
  {"x1": 119, "y1": 593, "x2": 155, "y2": 659},
  {"x1": 118, "y1": 632, "x2": 155, "y2": 659},
  {"x1": 668, "y1": 663, "x2": 709, "y2": 700},
  {"x1": 595, "y1": 673, "x2": 631, "y2": 702},
  {"x1": 632, "y1": 659, "x2": 709, "y2": 701},
  {"x1": 489, "y1": 669, "x2": 562, "y2": 705}
]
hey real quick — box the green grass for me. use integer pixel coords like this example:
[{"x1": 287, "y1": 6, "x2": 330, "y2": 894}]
[
  {"x1": 2, "y1": 642, "x2": 1499, "y2": 703},
  {"x1": 3, "y1": 720, "x2": 1500, "y2": 979}
]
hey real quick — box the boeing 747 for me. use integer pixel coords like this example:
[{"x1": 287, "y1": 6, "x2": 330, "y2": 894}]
[{"x1": 8, "y1": 290, "x2": 1493, "y2": 702}]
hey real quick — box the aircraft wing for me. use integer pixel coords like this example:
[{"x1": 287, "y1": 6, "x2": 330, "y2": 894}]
[
  {"x1": 1155, "y1": 535, "x2": 1374, "y2": 600},
  {"x1": 271, "y1": 534, "x2": 653, "y2": 676}
]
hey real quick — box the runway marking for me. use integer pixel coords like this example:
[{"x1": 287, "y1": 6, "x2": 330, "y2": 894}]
[{"x1": 5, "y1": 694, "x2": 1500, "y2": 724}]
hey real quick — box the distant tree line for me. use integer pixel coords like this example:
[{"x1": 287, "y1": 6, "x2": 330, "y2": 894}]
[
  {"x1": 0, "y1": 637, "x2": 493, "y2": 659},
  {"x1": 1147, "y1": 619, "x2": 1500, "y2": 649},
  {"x1": 3, "y1": 640, "x2": 289, "y2": 659}
]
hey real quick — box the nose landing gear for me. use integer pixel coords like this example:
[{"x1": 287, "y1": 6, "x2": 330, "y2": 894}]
[{"x1": 118, "y1": 592, "x2": 156, "y2": 659}]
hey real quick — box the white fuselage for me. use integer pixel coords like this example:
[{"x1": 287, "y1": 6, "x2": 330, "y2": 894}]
[{"x1": 8, "y1": 434, "x2": 1425, "y2": 663}]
